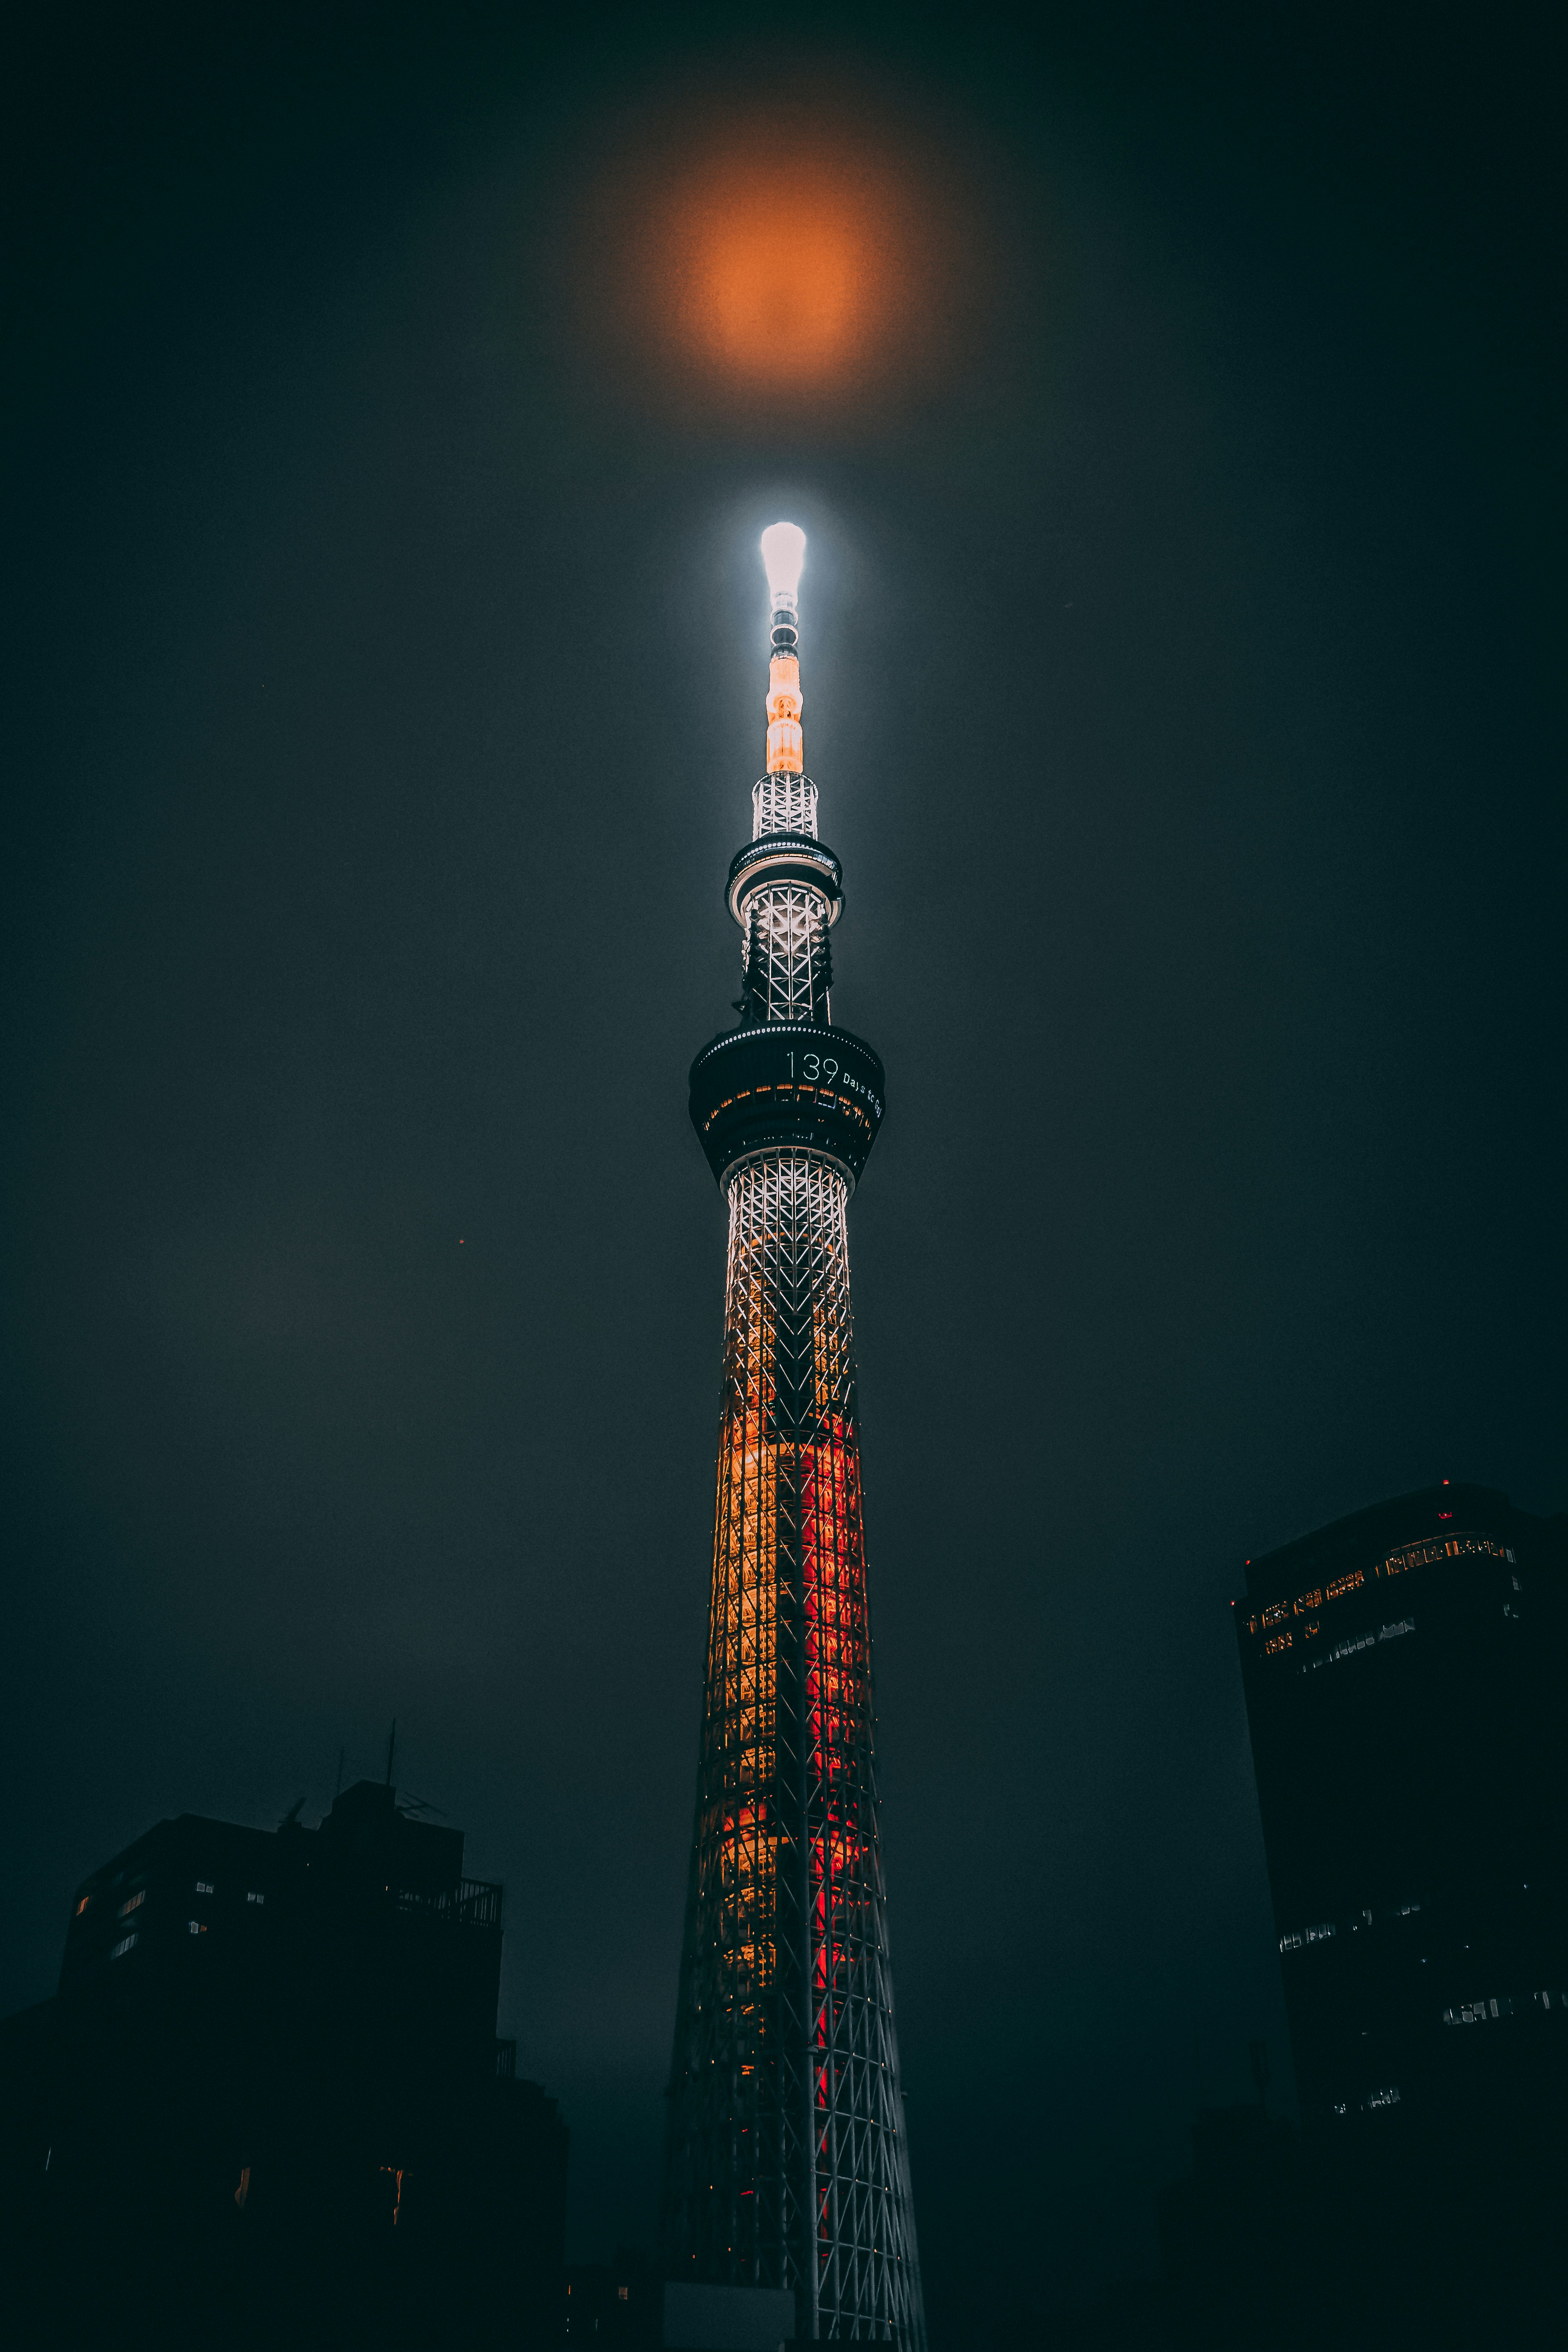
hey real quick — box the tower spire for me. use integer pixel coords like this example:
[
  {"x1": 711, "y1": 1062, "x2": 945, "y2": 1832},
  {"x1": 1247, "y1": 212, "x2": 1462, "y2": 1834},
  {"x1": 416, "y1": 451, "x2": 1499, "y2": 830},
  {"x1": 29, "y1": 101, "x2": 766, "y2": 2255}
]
[
  {"x1": 663, "y1": 527, "x2": 926, "y2": 2348},
  {"x1": 761, "y1": 518, "x2": 807, "y2": 781}
]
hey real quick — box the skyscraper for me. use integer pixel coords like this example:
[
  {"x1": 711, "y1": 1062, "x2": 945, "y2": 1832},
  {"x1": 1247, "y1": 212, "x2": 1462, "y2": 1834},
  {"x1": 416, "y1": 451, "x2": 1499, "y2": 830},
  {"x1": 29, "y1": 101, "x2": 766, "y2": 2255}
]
[
  {"x1": 1234, "y1": 1481, "x2": 1568, "y2": 2161},
  {"x1": 662, "y1": 526, "x2": 925, "y2": 2348}
]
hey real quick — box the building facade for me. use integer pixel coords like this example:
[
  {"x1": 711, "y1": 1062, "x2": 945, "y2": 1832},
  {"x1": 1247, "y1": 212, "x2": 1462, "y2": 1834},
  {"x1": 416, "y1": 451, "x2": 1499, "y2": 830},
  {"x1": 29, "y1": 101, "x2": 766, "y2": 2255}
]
[
  {"x1": 661, "y1": 527, "x2": 925, "y2": 2347},
  {"x1": 1, "y1": 1780, "x2": 566, "y2": 2350},
  {"x1": 1235, "y1": 1481, "x2": 1568, "y2": 2167}
]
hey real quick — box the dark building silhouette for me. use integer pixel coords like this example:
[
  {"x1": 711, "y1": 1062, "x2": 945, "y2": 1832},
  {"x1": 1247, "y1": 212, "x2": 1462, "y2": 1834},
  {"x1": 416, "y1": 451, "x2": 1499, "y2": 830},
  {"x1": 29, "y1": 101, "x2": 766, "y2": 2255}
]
[
  {"x1": 0, "y1": 1780, "x2": 566, "y2": 2352},
  {"x1": 1156, "y1": 2097, "x2": 1305, "y2": 2351},
  {"x1": 1235, "y1": 1481, "x2": 1568, "y2": 2339},
  {"x1": 564, "y1": 2246, "x2": 664, "y2": 2346}
]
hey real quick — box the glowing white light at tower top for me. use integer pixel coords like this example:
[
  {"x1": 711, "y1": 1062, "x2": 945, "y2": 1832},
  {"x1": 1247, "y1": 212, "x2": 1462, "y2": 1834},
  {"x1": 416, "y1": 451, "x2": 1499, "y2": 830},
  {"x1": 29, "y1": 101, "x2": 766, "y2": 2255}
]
[{"x1": 760, "y1": 521, "x2": 806, "y2": 603}]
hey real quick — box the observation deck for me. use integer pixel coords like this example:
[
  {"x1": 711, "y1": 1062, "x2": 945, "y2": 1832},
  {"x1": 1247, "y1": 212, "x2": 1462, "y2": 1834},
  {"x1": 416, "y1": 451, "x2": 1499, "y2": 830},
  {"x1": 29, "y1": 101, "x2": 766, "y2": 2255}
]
[
  {"x1": 726, "y1": 832, "x2": 844, "y2": 927},
  {"x1": 689, "y1": 1022, "x2": 885, "y2": 1189}
]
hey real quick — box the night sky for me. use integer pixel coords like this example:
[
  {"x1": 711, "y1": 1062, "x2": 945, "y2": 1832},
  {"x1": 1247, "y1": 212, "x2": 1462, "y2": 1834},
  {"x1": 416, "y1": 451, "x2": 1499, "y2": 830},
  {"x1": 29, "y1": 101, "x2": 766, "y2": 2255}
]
[{"x1": 3, "y1": 4, "x2": 1562, "y2": 2339}]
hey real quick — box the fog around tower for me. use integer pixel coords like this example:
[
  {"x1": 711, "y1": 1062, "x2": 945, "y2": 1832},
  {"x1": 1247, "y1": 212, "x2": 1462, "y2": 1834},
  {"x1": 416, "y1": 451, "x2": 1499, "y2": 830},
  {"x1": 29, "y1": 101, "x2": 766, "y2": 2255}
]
[{"x1": 1, "y1": 6, "x2": 1560, "y2": 2340}]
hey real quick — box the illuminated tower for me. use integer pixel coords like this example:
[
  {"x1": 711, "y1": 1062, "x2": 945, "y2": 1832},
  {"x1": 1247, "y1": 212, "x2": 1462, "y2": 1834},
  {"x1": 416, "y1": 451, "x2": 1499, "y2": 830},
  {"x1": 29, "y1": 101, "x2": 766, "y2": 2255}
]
[{"x1": 662, "y1": 526, "x2": 925, "y2": 2346}]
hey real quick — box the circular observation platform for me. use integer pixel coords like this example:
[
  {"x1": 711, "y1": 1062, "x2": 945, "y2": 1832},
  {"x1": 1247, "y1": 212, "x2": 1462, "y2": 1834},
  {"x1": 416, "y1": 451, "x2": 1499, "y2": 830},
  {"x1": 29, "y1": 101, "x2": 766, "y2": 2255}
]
[
  {"x1": 689, "y1": 1023, "x2": 885, "y2": 1189},
  {"x1": 726, "y1": 834, "x2": 844, "y2": 928}
]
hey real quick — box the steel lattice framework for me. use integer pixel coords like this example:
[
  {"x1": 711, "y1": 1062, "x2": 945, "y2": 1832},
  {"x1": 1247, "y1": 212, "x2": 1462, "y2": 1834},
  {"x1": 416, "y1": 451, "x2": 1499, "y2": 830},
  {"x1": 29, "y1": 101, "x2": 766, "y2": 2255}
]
[{"x1": 663, "y1": 528, "x2": 925, "y2": 2346}]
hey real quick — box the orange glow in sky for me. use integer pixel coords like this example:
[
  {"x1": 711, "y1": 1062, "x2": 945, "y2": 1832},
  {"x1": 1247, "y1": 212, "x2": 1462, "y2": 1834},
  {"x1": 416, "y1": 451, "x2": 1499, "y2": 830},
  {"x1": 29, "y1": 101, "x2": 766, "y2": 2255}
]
[
  {"x1": 575, "y1": 100, "x2": 985, "y2": 417},
  {"x1": 667, "y1": 157, "x2": 901, "y2": 386}
]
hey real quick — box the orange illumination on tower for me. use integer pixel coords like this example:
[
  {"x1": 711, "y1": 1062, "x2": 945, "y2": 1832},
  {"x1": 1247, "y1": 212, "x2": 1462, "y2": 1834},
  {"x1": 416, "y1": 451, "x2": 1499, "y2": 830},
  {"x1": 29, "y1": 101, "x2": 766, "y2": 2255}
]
[{"x1": 766, "y1": 652, "x2": 804, "y2": 775}]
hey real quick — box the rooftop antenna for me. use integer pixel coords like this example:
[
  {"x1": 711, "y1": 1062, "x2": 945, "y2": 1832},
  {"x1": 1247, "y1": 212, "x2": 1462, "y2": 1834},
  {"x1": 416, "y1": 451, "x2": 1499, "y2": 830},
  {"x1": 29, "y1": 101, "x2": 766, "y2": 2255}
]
[{"x1": 384, "y1": 1718, "x2": 397, "y2": 1788}]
